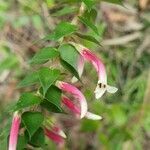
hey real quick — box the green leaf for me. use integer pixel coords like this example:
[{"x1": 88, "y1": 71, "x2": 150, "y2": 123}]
[
  {"x1": 45, "y1": 22, "x2": 77, "y2": 41},
  {"x1": 38, "y1": 67, "x2": 60, "y2": 95},
  {"x1": 60, "y1": 59, "x2": 80, "y2": 80},
  {"x1": 82, "y1": 0, "x2": 95, "y2": 11},
  {"x1": 40, "y1": 85, "x2": 62, "y2": 110},
  {"x1": 15, "y1": 93, "x2": 41, "y2": 111},
  {"x1": 59, "y1": 44, "x2": 78, "y2": 69},
  {"x1": 58, "y1": 44, "x2": 80, "y2": 79},
  {"x1": 29, "y1": 47, "x2": 59, "y2": 64},
  {"x1": 45, "y1": 86, "x2": 61, "y2": 108},
  {"x1": 17, "y1": 135, "x2": 28, "y2": 150},
  {"x1": 22, "y1": 112, "x2": 44, "y2": 138},
  {"x1": 18, "y1": 71, "x2": 39, "y2": 87},
  {"x1": 29, "y1": 127, "x2": 45, "y2": 147},
  {"x1": 41, "y1": 100, "x2": 63, "y2": 113},
  {"x1": 75, "y1": 32, "x2": 101, "y2": 45},
  {"x1": 79, "y1": 16, "x2": 99, "y2": 35}
]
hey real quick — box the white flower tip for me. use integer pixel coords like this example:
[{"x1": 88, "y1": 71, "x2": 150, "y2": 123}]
[
  {"x1": 80, "y1": 115, "x2": 84, "y2": 119},
  {"x1": 94, "y1": 82, "x2": 118, "y2": 99},
  {"x1": 14, "y1": 111, "x2": 20, "y2": 117},
  {"x1": 80, "y1": 100, "x2": 88, "y2": 119},
  {"x1": 95, "y1": 91, "x2": 104, "y2": 99},
  {"x1": 55, "y1": 80, "x2": 64, "y2": 89},
  {"x1": 80, "y1": 111, "x2": 85, "y2": 119},
  {"x1": 94, "y1": 85, "x2": 106, "y2": 99},
  {"x1": 69, "y1": 42, "x2": 84, "y2": 52},
  {"x1": 71, "y1": 76, "x2": 78, "y2": 83},
  {"x1": 107, "y1": 85, "x2": 118, "y2": 93},
  {"x1": 59, "y1": 130, "x2": 67, "y2": 138},
  {"x1": 85, "y1": 112, "x2": 102, "y2": 120},
  {"x1": 55, "y1": 80, "x2": 61, "y2": 87}
]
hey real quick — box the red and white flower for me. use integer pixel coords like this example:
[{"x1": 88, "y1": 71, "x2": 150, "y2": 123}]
[
  {"x1": 44, "y1": 126, "x2": 66, "y2": 145},
  {"x1": 56, "y1": 81, "x2": 88, "y2": 119},
  {"x1": 70, "y1": 42, "x2": 118, "y2": 99},
  {"x1": 8, "y1": 111, "x2": 21, "y2": 150},
  {"x1": 62, "y1": 96, "x2": 102, "y2": 120}
]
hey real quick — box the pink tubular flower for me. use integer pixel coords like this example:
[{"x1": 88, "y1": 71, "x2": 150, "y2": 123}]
[
  {"x1": 56, "y1": 81, "x2": 88, "y2": 119},
  {"x1": 62, "y1": 96, "x2": 102, "y2": 120},
  {"x1": 8, "y1": 111, "x2": 21, "y2": 150},
  {"x1": 44, "y1": 127, "x2": 66, "y2": 145},
  {"x1": 70, "y1": 42, "x2": 118, "y2": 99},
  {"x1": 52, "y1": 126, "x2": 66, "y2": 138}
]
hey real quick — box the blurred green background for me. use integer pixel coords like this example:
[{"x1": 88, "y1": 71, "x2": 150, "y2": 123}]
[{"x1": 0, "y1": 0, "x2": 150, "y2": 149}]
